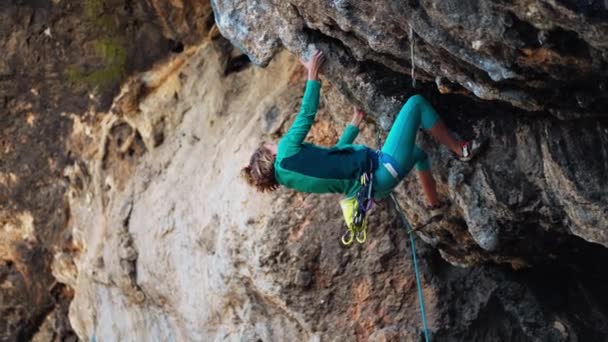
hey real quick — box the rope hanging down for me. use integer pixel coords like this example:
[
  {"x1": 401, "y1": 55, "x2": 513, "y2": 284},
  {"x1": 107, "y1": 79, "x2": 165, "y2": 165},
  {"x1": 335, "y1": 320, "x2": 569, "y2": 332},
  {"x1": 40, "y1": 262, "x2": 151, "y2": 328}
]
[
  {"x1": 390, "y1": 193, "x2": 431, "y2": 342},
  {"x1": 409, "y1": 24, "x2": 416, "y2": 89}
]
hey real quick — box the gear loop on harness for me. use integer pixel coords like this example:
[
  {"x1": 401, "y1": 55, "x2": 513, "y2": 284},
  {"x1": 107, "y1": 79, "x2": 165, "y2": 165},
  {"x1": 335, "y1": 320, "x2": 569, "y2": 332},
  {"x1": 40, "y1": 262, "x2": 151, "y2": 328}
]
[
  {"x1": 355, "y1": 229, "x2": 366, "y2": 244},
  {"x1": 341, "y1": 230, "x2": 355, "y2": 245}
]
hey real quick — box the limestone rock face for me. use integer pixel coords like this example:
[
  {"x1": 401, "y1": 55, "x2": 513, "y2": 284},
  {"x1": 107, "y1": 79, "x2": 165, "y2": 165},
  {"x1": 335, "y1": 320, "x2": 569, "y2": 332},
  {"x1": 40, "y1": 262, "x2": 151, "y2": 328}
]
[{"x1": 0, "y1": 0, "x2": 211, "y2": 340}]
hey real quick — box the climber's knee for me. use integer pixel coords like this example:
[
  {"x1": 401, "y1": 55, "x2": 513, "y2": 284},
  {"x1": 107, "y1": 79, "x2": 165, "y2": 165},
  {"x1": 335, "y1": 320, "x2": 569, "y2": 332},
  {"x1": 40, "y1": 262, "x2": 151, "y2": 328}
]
[
  {"x1": 408, "y1": 94, "x2": 427, "y2": 105},
  {"x1": 402, "y1": 95, "x2": 438, "y2": 130},
  {"x1": 413, "y1": 96, "x2": 439, "y2": 130},
  {"x1": 403, "y1": 94, "x2": 426, "y2": 109}
]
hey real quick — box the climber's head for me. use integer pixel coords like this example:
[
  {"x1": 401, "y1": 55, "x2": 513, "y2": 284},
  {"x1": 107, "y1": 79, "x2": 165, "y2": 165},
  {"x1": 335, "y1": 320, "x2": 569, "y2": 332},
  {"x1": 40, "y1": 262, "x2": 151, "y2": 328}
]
[{"x1": 241, "y1": 142, "x2": 279, "y2": 192}]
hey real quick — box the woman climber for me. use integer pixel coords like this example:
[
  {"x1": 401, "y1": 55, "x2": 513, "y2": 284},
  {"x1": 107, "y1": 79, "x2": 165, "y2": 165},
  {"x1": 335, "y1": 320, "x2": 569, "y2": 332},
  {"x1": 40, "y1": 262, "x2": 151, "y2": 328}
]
[{"x1": 242, "y1": 50, "x2": 482, "y2": 219}]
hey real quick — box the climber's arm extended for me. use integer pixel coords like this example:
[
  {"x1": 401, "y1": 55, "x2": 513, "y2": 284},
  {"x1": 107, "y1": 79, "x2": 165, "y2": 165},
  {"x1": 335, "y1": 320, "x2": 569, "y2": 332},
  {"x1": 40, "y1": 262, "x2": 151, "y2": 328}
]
[
  {"x1": 279, "y1": 51, "x2": 325, "y2": 156},
  {"x1": 336, "y1": 107, "x2": 365, "y2": 146}
]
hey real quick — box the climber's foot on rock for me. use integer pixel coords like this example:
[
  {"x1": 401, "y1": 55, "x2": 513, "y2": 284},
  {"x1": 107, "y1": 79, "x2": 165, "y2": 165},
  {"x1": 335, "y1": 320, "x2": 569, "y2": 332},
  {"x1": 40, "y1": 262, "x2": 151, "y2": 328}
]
[
  {"x1": 427, "y1": 200, "x2": 449, "y2": 221},
  {"x1": 412, "y1": 201, "x2": 449, "y2": 232},
  {"x1": 459, "y1": 137, "x2": 484, "y2": 162}
]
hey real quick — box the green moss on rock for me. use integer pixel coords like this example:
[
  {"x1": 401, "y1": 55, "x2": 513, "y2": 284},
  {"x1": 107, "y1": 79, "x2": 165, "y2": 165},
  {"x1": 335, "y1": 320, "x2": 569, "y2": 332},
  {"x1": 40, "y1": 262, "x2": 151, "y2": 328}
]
[
  {"x1": 66, "y1": 0, "x2": 127, "y2": 88},
  {"x1": 66, "y1": 38, "x2": 127, "y2": 87}
]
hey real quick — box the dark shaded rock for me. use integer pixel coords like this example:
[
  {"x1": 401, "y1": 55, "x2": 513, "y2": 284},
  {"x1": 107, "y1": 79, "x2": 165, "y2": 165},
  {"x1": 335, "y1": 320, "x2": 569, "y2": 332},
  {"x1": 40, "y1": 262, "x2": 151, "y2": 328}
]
[
  {"x1": 213, "y1": 0, "x2": 608, "y2": 117},
  {"x1": 294, "y1": 269, "x2": 313, "y2": 288}
]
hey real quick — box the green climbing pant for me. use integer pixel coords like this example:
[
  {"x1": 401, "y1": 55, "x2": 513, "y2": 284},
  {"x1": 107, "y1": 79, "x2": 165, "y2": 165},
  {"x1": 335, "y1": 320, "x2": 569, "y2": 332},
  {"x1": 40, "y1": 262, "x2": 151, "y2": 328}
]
[{"x1": 373, "y1": 95, "x2": 440, "y2": 199}]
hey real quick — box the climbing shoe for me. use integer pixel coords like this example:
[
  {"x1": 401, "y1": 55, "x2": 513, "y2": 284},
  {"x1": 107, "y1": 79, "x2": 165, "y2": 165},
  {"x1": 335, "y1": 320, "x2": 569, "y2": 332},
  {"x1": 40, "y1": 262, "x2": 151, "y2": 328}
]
[
  {"x1": 411, "y1": 201, "x2": 449, "y2": 233},
  {"x1": 459, "y1": 138, "x2": 484, "y2": 162}
]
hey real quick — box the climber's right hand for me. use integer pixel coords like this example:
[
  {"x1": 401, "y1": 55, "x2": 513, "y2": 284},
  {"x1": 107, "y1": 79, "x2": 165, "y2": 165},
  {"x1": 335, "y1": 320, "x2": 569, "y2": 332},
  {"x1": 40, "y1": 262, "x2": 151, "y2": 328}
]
[
  {"x1": 300, "y1": 50, "x2": 325, "y2": 81},
  {"x1": 352, "y1": 107, "x2": 366, "y2": 127}
]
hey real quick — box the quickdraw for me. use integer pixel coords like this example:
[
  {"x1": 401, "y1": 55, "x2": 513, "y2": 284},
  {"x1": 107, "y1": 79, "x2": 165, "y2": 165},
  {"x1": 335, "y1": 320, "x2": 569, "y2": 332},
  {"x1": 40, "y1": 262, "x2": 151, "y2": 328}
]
[{"x1": 341, "y1": 160, "x2": 375, "y2": 246}]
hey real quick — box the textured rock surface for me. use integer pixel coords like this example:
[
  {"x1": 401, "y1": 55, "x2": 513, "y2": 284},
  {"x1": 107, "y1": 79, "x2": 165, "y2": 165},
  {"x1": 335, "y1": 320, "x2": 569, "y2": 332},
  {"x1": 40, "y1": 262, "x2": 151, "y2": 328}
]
[
  {"x1": 213, "y1": 0, "x2": 608, "y2": 118},
  {"x1": 64, "y1": 43, "x2": 608, "y2": 341},
  {"x1": 2, "y1": 0, "x2": 608, "y2": 341}
]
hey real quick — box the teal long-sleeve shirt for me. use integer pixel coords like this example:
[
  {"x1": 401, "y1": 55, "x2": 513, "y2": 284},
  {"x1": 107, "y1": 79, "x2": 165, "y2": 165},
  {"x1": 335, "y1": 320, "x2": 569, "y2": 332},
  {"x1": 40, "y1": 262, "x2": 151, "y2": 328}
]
[{"x1": 274, "y1": 80, "x2": 372, "y2": 197}]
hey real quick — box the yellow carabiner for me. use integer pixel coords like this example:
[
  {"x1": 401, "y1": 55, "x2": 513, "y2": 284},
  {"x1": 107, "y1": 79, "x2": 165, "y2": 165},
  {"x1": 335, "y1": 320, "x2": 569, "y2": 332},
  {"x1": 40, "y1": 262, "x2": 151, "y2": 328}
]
[
  {"x1": 356, "y1": 229, "x2": 367, "y2": 244},
  {"x1": 341, "y1": 229, "x2": 355, "y2": 246}
]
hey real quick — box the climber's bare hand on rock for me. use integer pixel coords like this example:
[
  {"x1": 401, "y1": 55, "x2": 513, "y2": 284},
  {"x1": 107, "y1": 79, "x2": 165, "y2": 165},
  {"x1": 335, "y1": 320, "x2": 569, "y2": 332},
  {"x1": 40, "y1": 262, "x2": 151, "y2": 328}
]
[
  {"x1": 352, "y1": 107, "x2": 366, "y2": 127},
  {"x1": 301, "y1": 50, "x2": 325, "y2": 81}
]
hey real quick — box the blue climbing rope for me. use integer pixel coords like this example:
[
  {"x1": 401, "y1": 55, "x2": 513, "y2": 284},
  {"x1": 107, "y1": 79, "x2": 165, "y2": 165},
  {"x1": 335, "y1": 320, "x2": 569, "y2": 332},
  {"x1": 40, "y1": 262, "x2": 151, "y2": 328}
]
[
  {"x1": 376, "y1": 92, "x2": 429, "y2": 339},
  {"x1": 390, "y1": 193, "x2": 430, "y2": 342}
]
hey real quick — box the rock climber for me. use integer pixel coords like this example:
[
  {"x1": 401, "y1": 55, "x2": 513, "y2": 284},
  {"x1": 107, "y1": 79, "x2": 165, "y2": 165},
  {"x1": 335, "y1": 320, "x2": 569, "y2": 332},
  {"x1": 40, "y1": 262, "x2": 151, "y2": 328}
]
[{"x1": 242, "y1": 50, "x2": 482, "y2": 219}]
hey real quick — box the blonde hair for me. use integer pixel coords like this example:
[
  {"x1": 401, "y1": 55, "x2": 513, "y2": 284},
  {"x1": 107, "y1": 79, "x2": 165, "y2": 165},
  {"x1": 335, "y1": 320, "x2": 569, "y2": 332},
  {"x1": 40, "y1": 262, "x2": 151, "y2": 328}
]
[{"x1": 241, "y1": 143, "x2": 279, "y2": 192}]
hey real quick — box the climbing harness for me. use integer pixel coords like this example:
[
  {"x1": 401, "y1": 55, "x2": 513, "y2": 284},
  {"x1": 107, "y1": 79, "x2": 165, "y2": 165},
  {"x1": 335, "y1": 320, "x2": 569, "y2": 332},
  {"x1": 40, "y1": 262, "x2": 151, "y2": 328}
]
[
  {"x1": 340, "y1": 159, "x2": 376, "y2": 245},
  {"x1": 390, "y1": 192, "x2": 431, "y2": 342}
]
